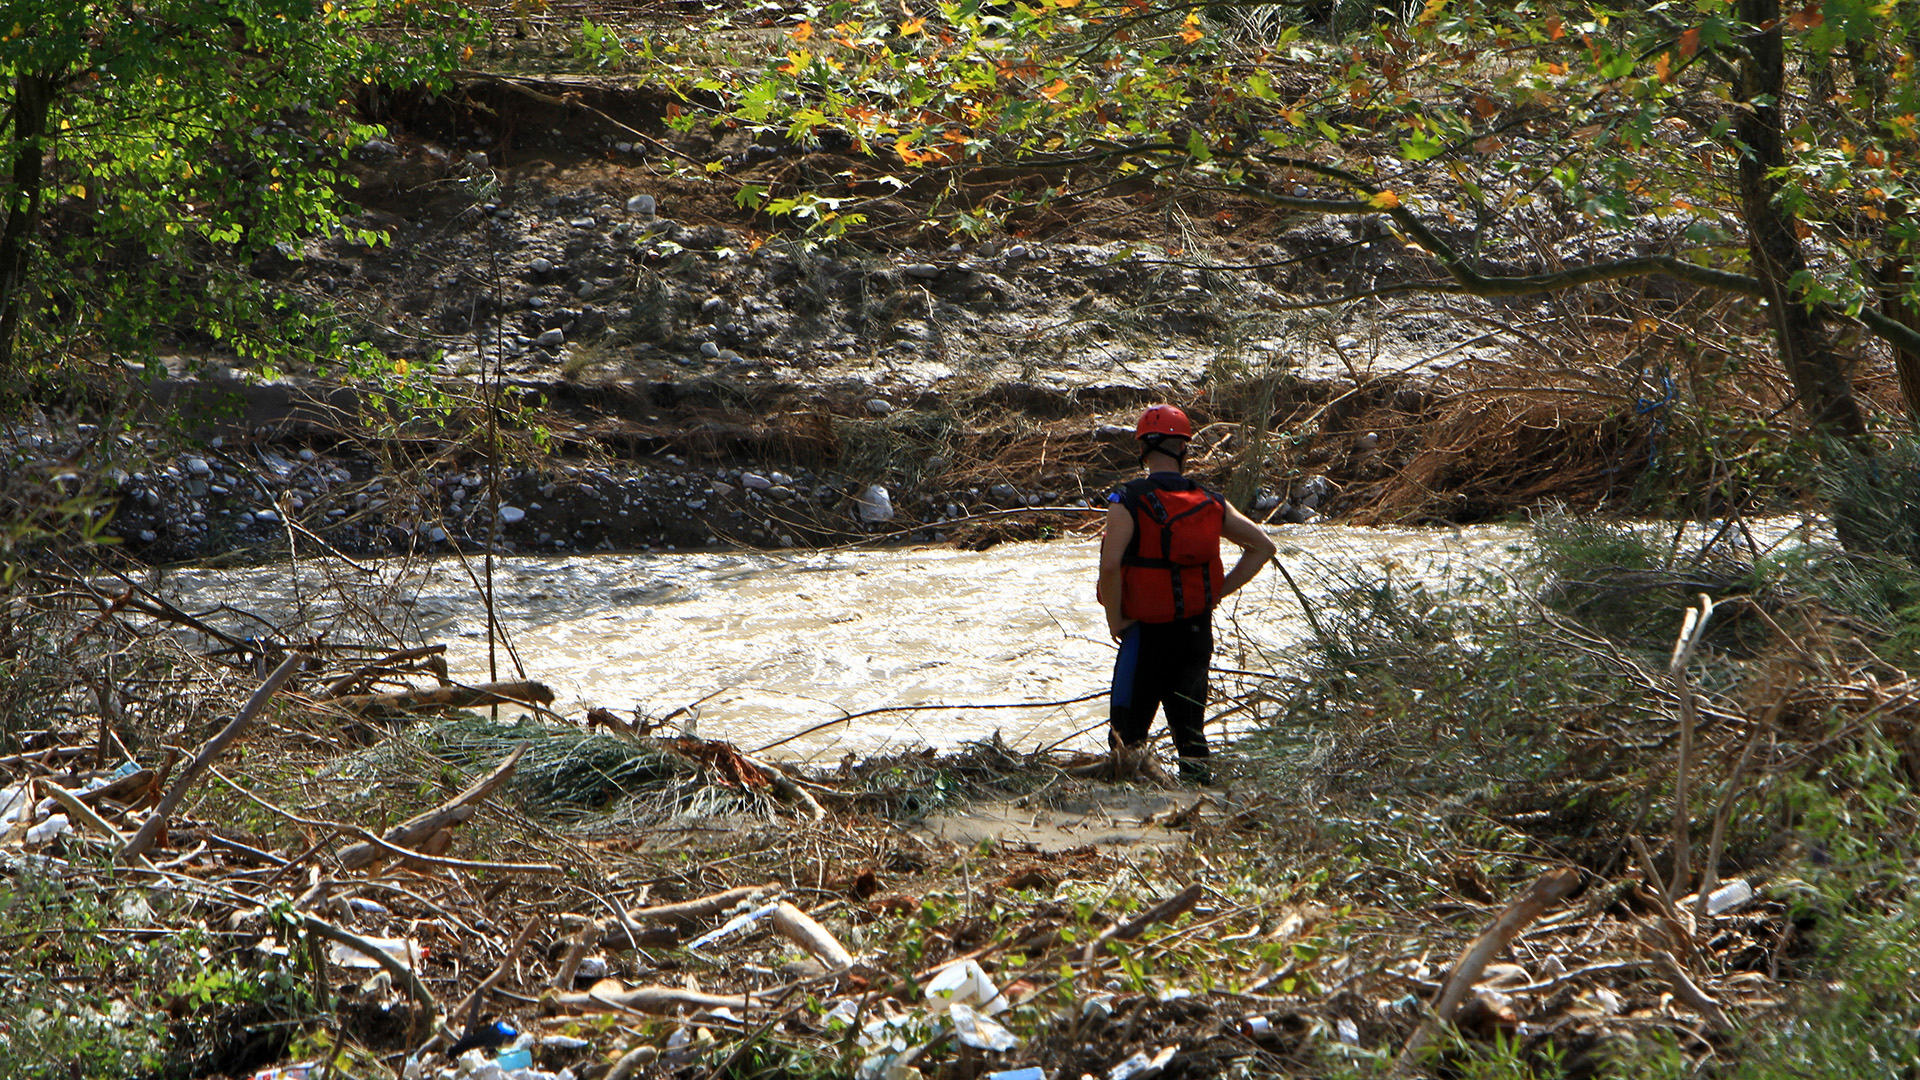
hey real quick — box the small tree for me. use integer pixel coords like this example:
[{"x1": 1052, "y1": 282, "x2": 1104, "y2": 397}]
[{"x1": 0, "y1": 0, "x2": 475, "y2": 376}]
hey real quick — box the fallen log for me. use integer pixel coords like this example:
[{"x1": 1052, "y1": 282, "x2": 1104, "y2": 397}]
[
  {"x1": 336, "y1": 745, "x2": 527, "y2": 871},
  {"x1": 321, "y1": 645, "x2": 451, "y2": 699},
  {"x1": 1394, "y1": 867, "x2": 1581, "y2": 1075},
  {"x1": 329, "y1": 681, "x2": 555, "y2": 716}
]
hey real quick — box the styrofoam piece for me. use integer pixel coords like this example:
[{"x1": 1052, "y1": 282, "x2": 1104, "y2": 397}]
[
  {"x1": 926, "y1": 959, "x2": 1007, "y2": 1015},
  {"x1": 328, "y1": 936, "x2": 422, "y2": 970}
]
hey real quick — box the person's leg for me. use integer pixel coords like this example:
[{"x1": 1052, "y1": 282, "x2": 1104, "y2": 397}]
[
  {"x1": 1161, "y1": 616, "x2": 1214, "y2": 782},
  {"x1": 1108, "y1": 622, "x2": 1156, "y2": 748}
]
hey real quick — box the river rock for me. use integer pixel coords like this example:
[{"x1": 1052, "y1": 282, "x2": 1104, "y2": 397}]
[
  {"x1": 253, "y1": 508, "x2": 282, "y2": 525},
  {"x1": 856, "y1": 484, "x2": 895, "y2": 523},
  {"x1": 185, "y1": 457, "x2": 212, "y2": 478},
  {"x1": 535, "y1": 328, "x2": 566, "y2": 347},
  {"x1": 626, "y1": 193, "x2": 657, "y2": 215},
  {"x1": 499, "y1": 505, "x2": 527, "y2": 524},
  {"x1": 711, "y1": 481, "x2": 735, "y2": 497},
  {"x1": 770, "y1": 472, "x2": 792, "y2": 486},
  {"x1": 866, "y1": 398, "x2": 895, "y2": 416},
  {"x1": 903, "y1": 263, "x2": 941, "y2": 279},
  {"x1": 769, "y1": 485, "x2": 795, "y2": 500},
  {"x1": 741, "y1": 472, "x2": 772, "y2": 491},
  {"x1": 530, "y1": 257, "x2": 554, "y2": 274},
  {"x1": 989, "y1": 483, "x2": 1020, "y2": 506},
  {"x1": 700, "y1": 341, "x2": 721, "y2": 358}
]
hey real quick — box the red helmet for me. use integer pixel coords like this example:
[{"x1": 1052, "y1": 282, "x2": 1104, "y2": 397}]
[{"x1": 1135, "y1": 405, "x2": 1193, "y2": 440}]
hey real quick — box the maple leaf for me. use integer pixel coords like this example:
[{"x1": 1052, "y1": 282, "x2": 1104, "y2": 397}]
[
  {"x1": 899, "y1": 16, "x2": 925, "y2": 35},
  {"x1": 789, "y1": 21, "x2": 813, "y2": 42}
]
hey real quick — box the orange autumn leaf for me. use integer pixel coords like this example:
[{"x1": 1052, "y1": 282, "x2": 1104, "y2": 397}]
[
  {"x1": 789, "y1": 20, "x2": 813, "y2": 42},
  {"x1": 1655, "y1": 51, "x2": 1672, "y2": 82},
  {"x1": 1678, "y1": 27, "x2": 1700, "y2": 58},
  {"x1": 1473, "y1": 94, "x2": 1500, "y2": 118},
  {"x1": 899, "y1": 16, "x2": 925, "y2": 35},
  {"x1": 1786, "y1": 4, "x2": 1823, "y2": 30},
  {"x1": 1179, "y1": 13, "x2": 1203, "y2": 44},
  {"x1": 1370, "y1": 190, "x2": 1401, "y2": 209},
  {"x1": 1545, "y1": 16, "x2": 1563, "y2": 40},
  {"x1": 1545, "y1": 62, "x2": 1568, "y2": 76},
  {"x1": 1041, "y1": 78, "x2": 1069, "y2": 98}
]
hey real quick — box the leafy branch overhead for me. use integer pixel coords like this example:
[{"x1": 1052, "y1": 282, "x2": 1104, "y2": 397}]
[
  {"x1": 0, "y1": 0, "x2": 478, "y2": 374},
  {"x1": 615, "y1": 0, "x2": 1920, "y2": 440}
]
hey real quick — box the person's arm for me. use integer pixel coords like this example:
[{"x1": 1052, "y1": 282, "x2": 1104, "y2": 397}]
[
  {"x1": 1098, "y1": 501, "x2": 1135, "y2": 641},
  {"x1": 1218, "y1": 500, "x2": 1276, "y2": 600}
]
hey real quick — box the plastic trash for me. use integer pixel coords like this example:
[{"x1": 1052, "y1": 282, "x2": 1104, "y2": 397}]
[
  {"x1": 247, "y1": 1065, "x2": 315, "y2": 1080},
  {"x1": 26, "y1": 814, "x2": 70, "y2": 844},
  {"x1": 856, "y1": 484, "x2": 895, "y2": 524},
  {"x1": 987, "y1": 1069, "x2": 1045, "y2": 1080},
  {"x1": 949, "y1": 1002, "x2": 1019, "y2": 1051},
  {"x1": 687, "y1": 902, "x2": 779, "y2": 949},
  {"x1": 1336, "y1": 1017, "x2": 1360, "y2": 1044},
  {"x1": 926, "y1": 959, "x2": 1007, "y2": 1015},
  {"x1": 328, "y1": 936, "x2": 422, "y2": 970},
  {"x1": 1242, "y1": 1016, "x2": 1271, "y2": 1037},
  {"x1": 1707, "y1": 879, "x2": 1755, "y2": 915},
  {"x1": 492, "y1": 1048, "x2": 532, "y2": 1071},
  {"x1": 1107, "y1": 1046, "x2": 1176, "y2": 1080},
  {"x1": 823, "y1": 1000, "x2": 863, "y2": 1028}
]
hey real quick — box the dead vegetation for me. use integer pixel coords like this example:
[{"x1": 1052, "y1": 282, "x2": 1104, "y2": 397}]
[{"x1": 7, "y1": 505, "x2": 1920, "y2": 1080}]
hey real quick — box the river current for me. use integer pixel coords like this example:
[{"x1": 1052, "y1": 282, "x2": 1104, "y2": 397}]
[{"x1": 148, "y1": 524, "x2": 1563, "y2": 761}]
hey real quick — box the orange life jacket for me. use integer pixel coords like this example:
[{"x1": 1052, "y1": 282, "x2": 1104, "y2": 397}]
[{"x1": 1117, "y1": 475, "x2": 1226, "y2": 623}]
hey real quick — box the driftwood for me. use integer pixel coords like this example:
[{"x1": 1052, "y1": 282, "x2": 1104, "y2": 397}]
[
  {"x1": 77, "y1": 768, "x2": 156, "y2": 808},
  {"x1": 548, "y1": 984, "x2": 767, "y2": 1016},
  {"x1": 329, "y1": 680, "x2": 554, "y2": 716},
  {"x1": 321, "y1": 645, "x2": 451, "y2": 699},
  {"x1": 1394, "y1": 867, "x2": 1581, "y2": 1074},
  {"x1": 336, "y1": 745, "x2": 528, "y2": 871},
  {"x1": 1652, "y1": 949, "x2": 1734, "y2": 1033},
  {"x1": 595, "y1": 884, "x2": 776, "y2": 947},
  {"x1": 1667, "y1": 595, "x2": 1715, "y2": 897},
  {"x1": 772, "y1": 902, "x2": 855, "y2": 970},
  {"x1": 121, "y1": 653, "x2": 306, "y2": 863}
]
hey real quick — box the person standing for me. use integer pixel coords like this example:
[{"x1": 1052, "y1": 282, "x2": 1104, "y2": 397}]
[{"x1": 1098, "y1": 405, "x2": 1276, "y2": 783}]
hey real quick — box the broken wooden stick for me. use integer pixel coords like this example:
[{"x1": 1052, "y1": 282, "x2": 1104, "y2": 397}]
[
  {"x1": 1394, "y1": 866, "x2": 1580, "y2": 1075},
  {"x1": 302, "y1": 913, "x2": 439, "y2": 1021},
  {"x1": 121, "y1": 652, "x2": 305, "y2": 862},
  {"x1": 1667, "y1": 594, "x2": 1715, "y2": 897},
  {"x1": 337, "y1": 745, "x2": 528, "y2": 871},
  {"x1": 773, "y1": 902, "x2": 855, "y2": 970},
  {"x1": 328, "y1": 680, "x2": 554, "y2": 716},
  {"x1": 1652, "y1": 948, "x2": 1734, "y2": 1034},
  {"x1": 321, "y1": 644, "x2": 450, "y2": 698},
  {"x1": 595, "y1": 884, "x2": 777, "y2": 947},
  {"x1": 547, "y1": 984, "x2": 766, "y2": 1016},
  {"x1": 420, "y1": 915, "x2": 544, "y2": 1057}
]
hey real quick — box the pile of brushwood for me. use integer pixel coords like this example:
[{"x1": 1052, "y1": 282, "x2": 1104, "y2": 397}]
[{"x1": 6, "y1": 504, "x2": 1920, "y2": 1079}]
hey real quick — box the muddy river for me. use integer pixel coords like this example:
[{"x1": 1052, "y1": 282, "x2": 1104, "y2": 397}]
[{"x1": 147, "y1": 524, "x2": 1577, "y2": 761}]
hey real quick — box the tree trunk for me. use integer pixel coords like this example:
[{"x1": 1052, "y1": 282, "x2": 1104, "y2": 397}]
[
  {"x1": 1876, "y1": 255, "x2": 1920, "y2": 421},
  {"x1": 1735, "y1": 0, "x2": 1868, "y2": 444},
  {"x1": 0, "y1": 71, "x2": 58, "y2": 377}
]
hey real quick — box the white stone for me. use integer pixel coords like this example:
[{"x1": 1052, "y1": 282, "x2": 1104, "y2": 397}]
[
  {"x1": 530, "y1": 257, "x2": 554, "y2": 274},
  {"x1": 498, "y1": 505, "x2": 527, "y2": 524},
  {"x1": 741, "y1": 473, "x2": 773, "y2": 491},
  {"x1": 903, "y1": 262, "x2": 941, "y2": 278},
  {"x1": 866, "y1": 398, "x2": 895, "y2": 416},
  {"x1": 185, "y1": 457, "x2": 213, "y2": 478},
  {"x1": 700, "y1": 341, "x2": 721, "y2": 358},
  {"x1": 626, "y1": 193, "x2": 657, "y2": 215},
  {"x1": 253, "y1": 509, "x2": 282, "y2": 524},
  {"x1": 535, "y1": 328, "x2": 566, "y2": 347}
]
